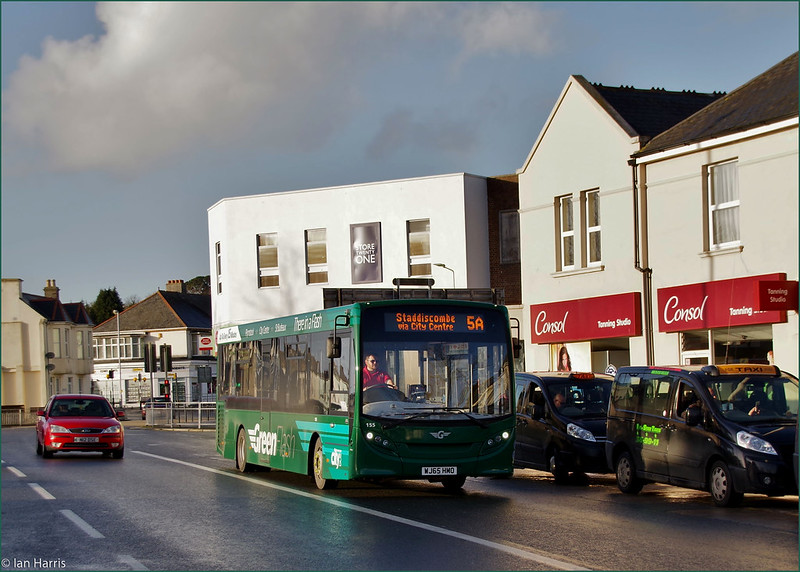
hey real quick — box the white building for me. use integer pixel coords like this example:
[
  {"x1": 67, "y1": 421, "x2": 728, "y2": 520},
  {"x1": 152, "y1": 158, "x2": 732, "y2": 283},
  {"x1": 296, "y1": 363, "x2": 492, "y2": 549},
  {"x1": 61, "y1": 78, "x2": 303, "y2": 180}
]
[
  {"x1": 1, "y1": 279, "x2": 94, "y2": 417},
  {"x1": 208, "y1": 173, "x2": 521, "y2": 331},
  {"x1": 518, "y1": 52, "x2": 798, "y2": 375}
]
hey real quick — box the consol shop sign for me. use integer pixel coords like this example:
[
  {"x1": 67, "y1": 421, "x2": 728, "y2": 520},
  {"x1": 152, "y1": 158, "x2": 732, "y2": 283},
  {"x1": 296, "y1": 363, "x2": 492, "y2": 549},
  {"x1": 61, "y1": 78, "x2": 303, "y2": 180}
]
[
  {"x1": 529, "y1": 292, "x2": 642, "y2": 343},
  {"x1": 657, "y1": 273, "x2": 787, "y2": 333}
]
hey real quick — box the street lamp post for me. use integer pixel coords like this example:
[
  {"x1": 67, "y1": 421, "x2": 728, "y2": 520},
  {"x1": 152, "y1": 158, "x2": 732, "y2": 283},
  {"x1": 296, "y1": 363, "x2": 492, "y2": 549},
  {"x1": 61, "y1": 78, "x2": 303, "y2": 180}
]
[
  {"x1": 114, "y1": 310, "x2": 122, "y2": 407},
  {"x1": 433, "y1": 263, "x2": 455, "y2": 288}
]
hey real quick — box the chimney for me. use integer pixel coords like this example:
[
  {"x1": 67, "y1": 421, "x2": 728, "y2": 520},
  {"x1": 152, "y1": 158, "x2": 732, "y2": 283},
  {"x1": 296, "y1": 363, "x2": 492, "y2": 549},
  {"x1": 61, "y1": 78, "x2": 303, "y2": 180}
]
[
  {"x1": 165, "y1": 279, "x2": 185, "y2": 293},
  {"x1": 43, "y1": 279, "x2": 60, "y2": 300}
]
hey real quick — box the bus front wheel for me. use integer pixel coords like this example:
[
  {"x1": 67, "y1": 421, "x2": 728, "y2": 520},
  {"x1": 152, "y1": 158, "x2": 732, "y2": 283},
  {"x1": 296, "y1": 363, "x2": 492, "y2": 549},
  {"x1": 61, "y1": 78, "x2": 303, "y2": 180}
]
[
  {"x1": 441, "y1": 475, "x2": 467, "y2": 491},
  {"x1": 312, "y1": 439, "x2": 338, "y2": 490},
  {"x1": 236, "y1": 428, "x2": 253, "y2": 473}
]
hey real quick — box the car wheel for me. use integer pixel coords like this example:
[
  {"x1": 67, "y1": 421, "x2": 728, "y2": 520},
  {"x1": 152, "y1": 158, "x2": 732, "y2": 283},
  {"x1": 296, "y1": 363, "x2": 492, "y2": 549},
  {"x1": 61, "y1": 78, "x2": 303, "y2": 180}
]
[
  {"x1": 36, "y1": 438, "x2": 42, "y2": 456},
  {"x1": 312, "y1": 439, "x2": 337, "y2": 490},
  {"x1": 441, "y1": 475, "x2": 467, "y2": 491},
  {"x1": 615, "y1": 450, "x2": 643, "y2": 494},
  {"x1": 111, "y1": 448, "x2": 124, "y2": 459},
  {"x1": 549, "y1": 449, "x2": 569, "y2": 483},
  {"x1": 709, "y1": 460, "x2": 743, "y2": 507},
  {"x1": 42, "y1": 448, "x2": 54, "y2": 459},
  {"x1": 235, "y1": 428, "x2": 253, "y2": 473}
]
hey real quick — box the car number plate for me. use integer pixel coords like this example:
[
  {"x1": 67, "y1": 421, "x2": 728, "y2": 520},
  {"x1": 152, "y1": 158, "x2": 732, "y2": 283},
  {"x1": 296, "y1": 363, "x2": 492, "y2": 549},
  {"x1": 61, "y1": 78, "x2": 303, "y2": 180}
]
[
  {"x1": 422, "y1": 466, "x2": 457, "y2": 476},
  {"x1": 73, "y1": 437, "x2": 99, "y2": 443}
]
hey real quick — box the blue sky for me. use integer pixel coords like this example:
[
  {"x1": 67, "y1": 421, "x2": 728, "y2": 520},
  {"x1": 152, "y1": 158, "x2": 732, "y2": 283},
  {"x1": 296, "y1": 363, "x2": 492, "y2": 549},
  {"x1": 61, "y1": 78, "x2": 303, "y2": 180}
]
[{"x1": 2, "y1": 1, "x2": 798, "y2": 305}]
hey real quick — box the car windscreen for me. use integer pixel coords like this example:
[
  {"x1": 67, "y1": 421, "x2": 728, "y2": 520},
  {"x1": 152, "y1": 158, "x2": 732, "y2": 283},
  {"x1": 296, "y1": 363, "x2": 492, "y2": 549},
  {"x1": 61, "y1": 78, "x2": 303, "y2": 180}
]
[
  {"x1": 545, "y1": 381, "x2": 611, "y2": 419},
  {"x1": 706, "y1": 374, "x2": 799, "y2": 423},
  {"x1": 51, "y1": 398, "x2": 113, "y2": 418}
]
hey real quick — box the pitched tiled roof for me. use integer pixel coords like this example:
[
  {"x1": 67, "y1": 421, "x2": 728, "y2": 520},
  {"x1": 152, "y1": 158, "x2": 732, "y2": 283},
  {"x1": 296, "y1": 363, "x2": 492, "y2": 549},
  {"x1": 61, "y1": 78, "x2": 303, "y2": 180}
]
[
  {"x1": 635, "y1": 52, "x2": 799, "y2": 157},
  {"x1": 22, "y1": 294, "x2": 93, "y2": 325},
  {"x1": 579, "y1": 76, "x2": 724, "y2": 141},
  {"x1": 93, "y1": 290, "x2": 211, "y2": 332}
]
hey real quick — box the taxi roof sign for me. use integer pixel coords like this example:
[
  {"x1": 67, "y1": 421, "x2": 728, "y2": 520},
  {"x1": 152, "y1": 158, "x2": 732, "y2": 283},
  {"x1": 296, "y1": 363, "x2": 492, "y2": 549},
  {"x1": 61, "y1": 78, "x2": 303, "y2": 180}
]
[{"x1": 714, "y1": 364, "x2": 780, "y2": 376}]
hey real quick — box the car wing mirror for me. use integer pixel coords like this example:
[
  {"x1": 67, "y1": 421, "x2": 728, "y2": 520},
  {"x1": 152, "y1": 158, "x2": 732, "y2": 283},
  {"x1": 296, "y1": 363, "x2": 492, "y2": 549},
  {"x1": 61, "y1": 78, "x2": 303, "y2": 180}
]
[{"x1": 683, "y1": 407, "x2": 702, "y2": 426}]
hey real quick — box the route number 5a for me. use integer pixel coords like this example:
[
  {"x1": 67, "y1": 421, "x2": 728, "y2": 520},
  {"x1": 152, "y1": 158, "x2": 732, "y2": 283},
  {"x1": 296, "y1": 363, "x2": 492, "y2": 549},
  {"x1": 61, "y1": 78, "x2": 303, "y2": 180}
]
[{"x1": 467, "y1": 316, "x2": 484, "y2": 331}]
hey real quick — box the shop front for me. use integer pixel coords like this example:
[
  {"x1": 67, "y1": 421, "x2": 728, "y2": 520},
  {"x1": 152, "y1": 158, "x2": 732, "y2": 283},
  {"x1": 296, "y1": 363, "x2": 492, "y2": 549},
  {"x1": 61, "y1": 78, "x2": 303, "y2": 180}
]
[
  {"x1": 529, "y1": 292, "x2": 642, "y2": 373},
  {"x1": 657, "y1": 273, "x2": 795, "y2": 367}
]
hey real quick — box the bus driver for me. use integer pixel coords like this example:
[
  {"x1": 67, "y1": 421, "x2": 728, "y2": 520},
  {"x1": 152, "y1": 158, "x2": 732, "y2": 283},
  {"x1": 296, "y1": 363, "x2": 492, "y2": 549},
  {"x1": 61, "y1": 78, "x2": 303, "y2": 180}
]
[{"x1": 362, "y1": 355, "x2": 396, "y2": 390}]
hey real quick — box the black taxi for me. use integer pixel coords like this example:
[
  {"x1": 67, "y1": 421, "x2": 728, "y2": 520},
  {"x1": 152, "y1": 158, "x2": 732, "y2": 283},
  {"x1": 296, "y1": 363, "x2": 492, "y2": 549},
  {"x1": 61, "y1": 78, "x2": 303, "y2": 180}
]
[
  {"x1": 514, "y1": 371, "x2": 613, "y2": 482},
  {"x1": 606, "y1": 364, "x2": 799, "y2": 506}
]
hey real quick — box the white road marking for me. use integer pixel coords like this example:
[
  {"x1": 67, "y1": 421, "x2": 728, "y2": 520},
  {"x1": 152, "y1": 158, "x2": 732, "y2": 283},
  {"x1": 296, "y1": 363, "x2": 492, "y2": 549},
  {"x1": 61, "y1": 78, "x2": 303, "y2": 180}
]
[
  {"x1": 28, "y1": 482, "x2": 56, "y2": 500},
  {"x1": 117, "y1": 554, "x2": 148, "y2": 570},
  {"x1": 6, "y1": 466, "x2": 26, "y2": 478},
  {"x1": 60, "y1": 509, "x2": 105, "y2": 538},
  {"x1": 133, "y1": 450, "x2": 590, "y2": 571}
]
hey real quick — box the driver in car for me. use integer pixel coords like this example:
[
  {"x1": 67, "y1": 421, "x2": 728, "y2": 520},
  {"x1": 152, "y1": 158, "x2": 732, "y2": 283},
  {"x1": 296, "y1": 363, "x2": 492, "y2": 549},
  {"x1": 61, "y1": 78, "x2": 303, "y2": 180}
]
[{"x1": 362, "y1": 355, "x2": 396, "y2": 390}]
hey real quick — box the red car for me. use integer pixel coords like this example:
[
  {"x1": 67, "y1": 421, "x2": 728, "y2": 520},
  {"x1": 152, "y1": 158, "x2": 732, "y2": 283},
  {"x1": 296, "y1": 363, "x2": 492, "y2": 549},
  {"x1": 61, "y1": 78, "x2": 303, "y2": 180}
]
[{"x1": 36, "y1": 394, "x2": 125, "y2": 459}]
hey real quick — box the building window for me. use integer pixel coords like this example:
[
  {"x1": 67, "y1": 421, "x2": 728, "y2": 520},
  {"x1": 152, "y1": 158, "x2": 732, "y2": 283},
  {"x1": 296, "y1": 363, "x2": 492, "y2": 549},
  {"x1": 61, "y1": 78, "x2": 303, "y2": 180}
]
[
  {"x1": 583, "y1": 189, "x2": 601, "y2": 266},
  {"x1": 257, "y1": 232, "x2": 279, "y2": 288},
  {"x1": 64, "y1": 328, "x2": 70, "y2": 358},
  {"x1": 305, "y1": 228, "x2": 328, "y2": 284},
  {"x1": 707, "y1": 160, "x2": 740, "y2": 249},
  {"x1": 556, "y1": 194, "x2": 574, "y2": 271},
  {"x1": 407, "y1": 219, "x2": 431, "y2": 277},
  {"x1": 215, "y1": 242, "x2": 223, "y2": 294},
  {"x1": 76, "y1": 331, "x2": 84, "y2": 360},
  {"x1": 52, "y1": 328, "x2": 61, "y2": 358},
  {"x1": 499, "y1": 210, "x2": 520, "y2": 263}
]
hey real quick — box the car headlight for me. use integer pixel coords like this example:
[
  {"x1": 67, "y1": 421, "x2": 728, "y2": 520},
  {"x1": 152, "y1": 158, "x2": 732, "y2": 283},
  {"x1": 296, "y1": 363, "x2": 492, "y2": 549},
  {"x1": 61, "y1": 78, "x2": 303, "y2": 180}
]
[
  {"x1": 736, "y1": 431, "x2": 777, "y2": 455},
  {"x1": 567, "y1": 423, "x2": 596, "y2": 442},
  {"x1": 49, "y1": 424, "x2": 69, "y2": 434},
  {"x1": 101, "y1": 425, "x2": 121, "y2": 434}
]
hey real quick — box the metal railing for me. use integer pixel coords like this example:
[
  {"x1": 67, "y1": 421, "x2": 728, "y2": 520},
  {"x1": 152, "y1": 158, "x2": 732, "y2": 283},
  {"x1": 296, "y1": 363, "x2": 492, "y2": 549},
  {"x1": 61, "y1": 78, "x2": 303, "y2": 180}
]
[
  {"x1": 144, "y1": 402, "x2": 216, "y2": 429},
  {"x1": 1, "y1": 407, "x2": 38, "y2": 427}
]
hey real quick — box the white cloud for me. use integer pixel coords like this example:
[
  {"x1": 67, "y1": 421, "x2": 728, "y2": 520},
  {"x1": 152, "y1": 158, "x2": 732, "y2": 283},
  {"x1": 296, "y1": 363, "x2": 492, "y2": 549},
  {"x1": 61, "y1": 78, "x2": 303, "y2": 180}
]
[{"x1": 2, "y1": 2, "x2": 557, "y2": 175}]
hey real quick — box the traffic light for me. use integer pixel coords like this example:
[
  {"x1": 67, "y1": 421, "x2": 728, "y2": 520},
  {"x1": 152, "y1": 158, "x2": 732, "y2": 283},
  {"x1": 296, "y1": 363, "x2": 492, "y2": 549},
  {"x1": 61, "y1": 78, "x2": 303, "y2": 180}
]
[
  {"x1": 106, "y1": 370, "x2": 114, "y2": 379},
  {"x1": 160, "y1": 344, "x2": 172, "y2": 372},
  {"x1": 164, "y1": 378, "x2": 171, "y2": 398},
  {"x1": 144, "y1": 343, "x2": 157, "y2": 372}
]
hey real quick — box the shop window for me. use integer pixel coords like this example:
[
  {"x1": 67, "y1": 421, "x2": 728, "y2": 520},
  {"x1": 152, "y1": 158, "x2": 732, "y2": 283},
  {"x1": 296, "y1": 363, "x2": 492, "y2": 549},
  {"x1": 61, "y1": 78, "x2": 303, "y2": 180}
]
[
  {"x1": 706, "y1": 160, "x2": 740, "y2": 250},
  {"x1": 499, "y1": 210, "x2": 520, "y2": 263},
  {"x1": 407, "y1": 219, "x2": 431, "y2": 277},
  {"x1": 305, "y1": 228, "x2": 328, "y2": 285},
  {"x1": 257, "y1": 232, "x2": 279, "y2": 288},
  {"x1": 555, "y1": 194, "x2": 574, "y2": 271}
]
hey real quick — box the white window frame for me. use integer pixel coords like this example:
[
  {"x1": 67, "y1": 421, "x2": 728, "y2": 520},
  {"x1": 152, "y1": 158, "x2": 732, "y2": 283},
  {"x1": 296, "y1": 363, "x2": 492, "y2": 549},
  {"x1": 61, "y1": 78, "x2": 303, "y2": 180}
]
[
  {"x1": 305, "y1": 228, "x2": 329, "y2": 285},
  {"x1": 257, "y1": 232, "x2": 280, "y2": 288},
  {"x1": 215, "y1": 242, "x2": 223, "y2": 294},
  {"x1": 407, "y1": 219, "x2": 431, "y2": 277},
  {"x1": 707, "y1": 160, "x2": 740, "y2": 250},
  {"x1": 557, "y1": 194, "x2": 575, "y2": 271},
  {"x1": 583, "y1": 189, "x2": 601, "y2": 267}
]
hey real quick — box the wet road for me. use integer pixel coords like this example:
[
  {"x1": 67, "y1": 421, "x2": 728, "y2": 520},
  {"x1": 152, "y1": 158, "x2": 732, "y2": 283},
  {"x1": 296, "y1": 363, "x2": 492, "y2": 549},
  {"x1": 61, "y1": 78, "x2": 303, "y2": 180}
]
[{"x1": 2, "y1": 425, "x2": 797, "y2": 571}]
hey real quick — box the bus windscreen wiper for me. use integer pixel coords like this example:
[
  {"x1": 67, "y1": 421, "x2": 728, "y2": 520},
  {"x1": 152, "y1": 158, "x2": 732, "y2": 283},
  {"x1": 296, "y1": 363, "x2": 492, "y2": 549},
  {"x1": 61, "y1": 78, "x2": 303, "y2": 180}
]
[{"x1": 382, "y1": 407, "x2": 488, "y2": 429}]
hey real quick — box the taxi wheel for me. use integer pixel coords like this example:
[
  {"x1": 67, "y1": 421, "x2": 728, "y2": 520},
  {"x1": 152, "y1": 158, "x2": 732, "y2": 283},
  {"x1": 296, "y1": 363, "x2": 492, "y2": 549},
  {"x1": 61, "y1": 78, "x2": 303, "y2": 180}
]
[
  {"x1": 549, "y1": 449, "x2": 569, "y2": 483},
  {"x1": 312, "y1": 439, "x2": 338, "y2": 490},
  {"x1": 709, "y1": 460, "x2": 743, "y2": 507},
  {"x1": 615, "y1": 450, "x2": 643, "y2": 494}
]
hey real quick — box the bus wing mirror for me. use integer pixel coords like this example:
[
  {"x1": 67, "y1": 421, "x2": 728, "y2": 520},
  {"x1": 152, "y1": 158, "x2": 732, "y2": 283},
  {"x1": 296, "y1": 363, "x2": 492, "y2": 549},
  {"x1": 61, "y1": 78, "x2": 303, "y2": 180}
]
[
  {"x1": 327, "y1": 336, "x2": 341, "y2": 359},
  {"x1": 512, "y1": 337, "x2": 522, "y2": 359}
]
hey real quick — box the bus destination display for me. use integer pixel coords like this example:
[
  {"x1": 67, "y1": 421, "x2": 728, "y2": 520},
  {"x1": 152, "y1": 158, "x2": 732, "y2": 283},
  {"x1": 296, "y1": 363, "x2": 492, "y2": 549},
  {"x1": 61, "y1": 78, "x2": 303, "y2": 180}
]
[{"x1": 386, "y1": 312, "x2": 487, "y2": 333}]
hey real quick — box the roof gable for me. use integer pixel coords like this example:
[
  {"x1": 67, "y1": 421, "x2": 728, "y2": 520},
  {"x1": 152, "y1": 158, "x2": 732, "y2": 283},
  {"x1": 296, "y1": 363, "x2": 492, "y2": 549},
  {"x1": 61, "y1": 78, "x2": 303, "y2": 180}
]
[
  {"x1": 520, "y1": 75, "x2": 722, "y2": 172},
  {"x1": 21, "y1": 293, "x2": 92, "y2": 325},
  {"x1": 636, "y1": 52, "x2": 799, "y2": 156}
]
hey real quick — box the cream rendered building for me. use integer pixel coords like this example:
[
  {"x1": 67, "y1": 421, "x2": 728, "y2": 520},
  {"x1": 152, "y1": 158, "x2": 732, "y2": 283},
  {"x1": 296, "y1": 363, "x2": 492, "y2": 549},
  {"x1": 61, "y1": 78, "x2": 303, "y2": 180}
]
[{"x1": 2, "y1": 279, "x2": 94, "y2": 417}]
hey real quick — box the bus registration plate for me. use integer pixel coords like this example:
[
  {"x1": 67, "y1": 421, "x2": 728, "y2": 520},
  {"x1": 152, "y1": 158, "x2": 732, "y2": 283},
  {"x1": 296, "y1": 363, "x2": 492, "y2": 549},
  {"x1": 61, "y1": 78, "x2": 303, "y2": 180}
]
[{"x1": 422, "y1": 466, "x2": 457, "y2": 476}]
